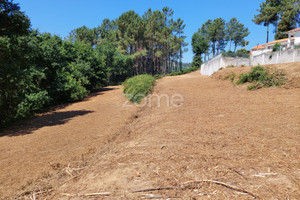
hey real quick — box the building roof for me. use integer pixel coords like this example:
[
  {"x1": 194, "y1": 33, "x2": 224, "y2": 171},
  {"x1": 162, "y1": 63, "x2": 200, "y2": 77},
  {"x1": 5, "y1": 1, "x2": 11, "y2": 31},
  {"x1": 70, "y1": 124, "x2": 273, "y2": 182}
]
[
  {"x1": 251, "y1": 45, "x2": 265, "y2": 50},
  {"x1": 264, "y1": 37, "x2": 295, "y2": 46},
  {"x1": 251, "y1": 37, "x2": 295, "y2": 50},
  {"x1": 285, "y1": 27, "x2": 300, "y2": 34}
]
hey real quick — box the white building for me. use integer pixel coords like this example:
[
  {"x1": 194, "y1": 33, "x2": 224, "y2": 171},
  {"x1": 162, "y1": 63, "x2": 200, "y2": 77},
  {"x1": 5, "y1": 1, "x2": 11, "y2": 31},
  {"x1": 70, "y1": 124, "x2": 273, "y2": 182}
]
[
  {"x1": 285, "y1": 27, "x2": 300, "y2": 48},
  {"x1": 251, "y1": 27, "x2": 300, "y2": 56}
]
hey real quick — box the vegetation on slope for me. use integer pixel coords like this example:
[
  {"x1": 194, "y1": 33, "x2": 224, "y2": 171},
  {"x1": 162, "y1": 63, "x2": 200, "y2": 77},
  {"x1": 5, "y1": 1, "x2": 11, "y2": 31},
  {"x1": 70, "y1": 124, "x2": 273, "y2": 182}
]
[
  {"x1": 0, "y1": 0, "x2": 188, "y2": 127},
  {"x1": 124, "y1": 66, "x2": 199, "y2": 103},
  {"x1": 223, "y1": 66, "x2": 286, "y2": 90},
  {"x1": 123, "y1": 75, "x2": 156, "y2": 103}
]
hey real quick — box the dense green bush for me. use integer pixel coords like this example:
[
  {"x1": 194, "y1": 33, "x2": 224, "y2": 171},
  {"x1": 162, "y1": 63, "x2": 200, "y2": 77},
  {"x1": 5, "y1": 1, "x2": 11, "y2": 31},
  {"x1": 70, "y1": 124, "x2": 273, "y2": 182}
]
[
  {"x1": 235, "y1": 66, "x2": 286, "y2": 90},
  {"x1": 123, "y1": 75, "x2": 156, "y2": 103}
]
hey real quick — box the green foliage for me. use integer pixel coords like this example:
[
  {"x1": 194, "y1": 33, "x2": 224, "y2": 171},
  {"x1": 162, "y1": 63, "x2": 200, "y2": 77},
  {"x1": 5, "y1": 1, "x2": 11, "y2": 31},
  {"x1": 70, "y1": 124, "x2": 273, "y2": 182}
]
[
  {"x1": 226, "y1": 18, "x2": 250, "y2": 52},
  {"x1": 236, "y1": 48, "x2": 251, "y2": 55},
  {"x1": 123, "y1": 75, "x2": 156, "y2": 103},
  {"x1": 195, "y1": 17, "x2": 250, "y2": 60},
  {"x1": 223, "y1": 72, "x2": 236, "y2": 81},
  {"x1": 192, "y1": 55, "x2": 202, "y2": 68},
  {"x1": 253, "y1": 0, "x2": 300, "y2": 41},
  {"x1": 275, "y1": 0, "x2": 300, "y2": 40},
  {"x1": 16, "y1": 91, "x2": 51, "y2": 118},
  {"x1": 0, "y1": 3, "x2": 189, "y2": 127},
  {"x1": 235, "y1": 66, "x2": 286, "y2": 90},
  {"x1": 207, "y1": 18, "x2": 227, "y2": 55},
  {"x1": 0, "y1": 0, "x2": 31, "y2": 36},
  {"x1": 192, "y1": 33, "x2": 209, "y2": 56},
  {"x1": 169, "y1": 66, "x2": 199, "y2": 76},
  {"x1": 153, "y1": 74, "x2": 164, "y2": 79},
  {"x1": 272, "y1": 42, "x2": 281, "y2": 51},
  {"x1": 222, "y1": 50, "x2": 250, "y2": 58}
]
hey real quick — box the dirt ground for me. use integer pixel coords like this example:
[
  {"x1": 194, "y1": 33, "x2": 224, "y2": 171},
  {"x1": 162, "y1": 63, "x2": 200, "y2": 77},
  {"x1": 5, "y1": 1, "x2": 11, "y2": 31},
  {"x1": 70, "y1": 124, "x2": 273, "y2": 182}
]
[{"x1": 1, "y1": 62, "x2": 300, "y2": 199}]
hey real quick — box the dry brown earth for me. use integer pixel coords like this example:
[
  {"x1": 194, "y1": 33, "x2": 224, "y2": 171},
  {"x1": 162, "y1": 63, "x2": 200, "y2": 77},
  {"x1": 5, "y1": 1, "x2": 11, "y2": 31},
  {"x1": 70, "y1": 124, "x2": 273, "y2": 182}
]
[{"x1": 0, "y1": 62, "x2": 299, "y2": 199}]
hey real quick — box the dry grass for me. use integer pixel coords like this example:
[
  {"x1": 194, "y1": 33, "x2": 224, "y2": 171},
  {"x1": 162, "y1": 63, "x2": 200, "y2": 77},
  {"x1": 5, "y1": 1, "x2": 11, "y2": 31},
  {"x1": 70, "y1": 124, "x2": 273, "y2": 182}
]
[{"x1": 1, "y1": 63, "x2": 300, "y2": 199}]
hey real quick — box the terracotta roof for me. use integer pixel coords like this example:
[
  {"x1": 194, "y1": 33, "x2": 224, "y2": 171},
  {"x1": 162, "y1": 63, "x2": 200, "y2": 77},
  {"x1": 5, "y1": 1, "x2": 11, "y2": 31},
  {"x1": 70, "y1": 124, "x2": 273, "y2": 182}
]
[
  {"x1": 251, "y1": 45, "x2": 265, "y2": 50},
  {"x1": 264, "y1": 37, "x2": 295, "y2": 46},
  {"x1": 251, "y1": 37, "x2": 295, "y2": 50},
  {"x1": 285, "y1": 27, "x2": 300, "y2": 34}
]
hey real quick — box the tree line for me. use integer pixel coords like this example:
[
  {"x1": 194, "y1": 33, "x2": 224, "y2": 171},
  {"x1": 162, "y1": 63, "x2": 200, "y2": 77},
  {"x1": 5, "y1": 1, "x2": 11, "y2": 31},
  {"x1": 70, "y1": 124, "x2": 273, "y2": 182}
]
[
  {"x1": 0, "y1": 0, "x2": 187, "y2": 127},
  {"x1": 191, "y1": 17, "x2": 250, "y2": 67},
  {"x1": 253, "y1": 0, "x2": 300, "y2": 42}
]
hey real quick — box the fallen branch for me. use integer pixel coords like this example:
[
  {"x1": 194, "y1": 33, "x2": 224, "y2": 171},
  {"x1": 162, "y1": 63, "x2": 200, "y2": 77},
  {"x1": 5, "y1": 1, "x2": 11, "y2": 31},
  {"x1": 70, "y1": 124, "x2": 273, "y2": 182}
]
[
  {"x1": 133, "y1": 187, "x2": 176, "y2": 193},
  {"x1": 61, "y1": 192, "x2": 110, "y2": 197},
  {"x1": 141, "y1": 194, "x2": 181, "y2": 199},
  {"x1": 185, "y1": 180, "x2": 258, "y2": 199},
  {"x1": 228, "y1": 168, "x2": 248, "y2": 180},
  {"x1": 134, "y1": 180, "x2": 258, "y2": 199}
]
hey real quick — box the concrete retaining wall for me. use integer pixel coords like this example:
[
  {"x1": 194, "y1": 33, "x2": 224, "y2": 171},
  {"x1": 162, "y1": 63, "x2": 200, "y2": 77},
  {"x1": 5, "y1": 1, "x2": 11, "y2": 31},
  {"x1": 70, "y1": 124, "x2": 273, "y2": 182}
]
[
  {"x1": 201, "y1": 48, "x2": 300, "y2": 76},
  {"x1": 251, "y1": 48, "x2": 300, "y2": 66},
  {"x1": 200, "y1": 55, "x2": 250, "y2": 76}
]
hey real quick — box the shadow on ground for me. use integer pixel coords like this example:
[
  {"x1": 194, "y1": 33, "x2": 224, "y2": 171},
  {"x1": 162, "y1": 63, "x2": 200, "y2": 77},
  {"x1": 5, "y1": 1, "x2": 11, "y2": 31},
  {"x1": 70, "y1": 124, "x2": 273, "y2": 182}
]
[
  {"x1": 0, "y1": 87, "x2": 117, "y2": 137},
  {"x1": 0, "y1": 110, "x2": 94, "y2": 137},
  {"x1": 85, "y1": 87, "x2": 116, "y2": 100}
]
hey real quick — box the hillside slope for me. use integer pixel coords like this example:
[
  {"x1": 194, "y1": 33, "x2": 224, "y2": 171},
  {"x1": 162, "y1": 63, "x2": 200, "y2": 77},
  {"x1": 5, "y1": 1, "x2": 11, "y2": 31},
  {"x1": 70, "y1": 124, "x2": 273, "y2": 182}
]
[{"x1": 2, "y1": 63, "x2": 300, "y2": 199}]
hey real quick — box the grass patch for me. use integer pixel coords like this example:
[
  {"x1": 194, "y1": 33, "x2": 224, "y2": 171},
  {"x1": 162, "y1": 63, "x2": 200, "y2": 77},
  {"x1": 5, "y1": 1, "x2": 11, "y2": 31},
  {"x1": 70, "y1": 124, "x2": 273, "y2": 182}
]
[
  {"x1": 234, "y1": 66, "x2": 286, "y2": 90},
  {"x1": 123, "y1": 74, "x2": 156, "y2": 103}
]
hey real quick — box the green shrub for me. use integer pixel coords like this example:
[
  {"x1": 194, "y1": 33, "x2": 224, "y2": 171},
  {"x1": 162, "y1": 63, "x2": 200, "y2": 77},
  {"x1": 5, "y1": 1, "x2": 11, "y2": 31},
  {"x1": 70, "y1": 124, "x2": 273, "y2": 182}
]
[
  {"x1": 223, "y1": 72, "x2": 236, "y2": 81},
  {"x1": 236, "y1": 48, "x2": 250, "y2": 55},
  {"x1": 235, "y1": 66, "x2": 286, "y2": 90},
  {"x1": 123, "y1": 74, "x2": 156, "y2": 103},
  {"x1": 16, "y1": 91, "x2": 51, "y2": 118},
  {"x1": 273, "y1": 43, "x2": 281, "y2": 52},
  {"x1": 153, "y1": 74, "x2": 164, "y2": 79}
]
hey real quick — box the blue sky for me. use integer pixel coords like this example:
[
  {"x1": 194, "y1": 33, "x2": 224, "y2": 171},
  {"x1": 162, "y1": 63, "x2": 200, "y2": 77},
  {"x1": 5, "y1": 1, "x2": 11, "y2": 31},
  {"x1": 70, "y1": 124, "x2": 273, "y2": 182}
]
[{"x1": 15, "y1": 0, "x2": 274, "y2": 63}]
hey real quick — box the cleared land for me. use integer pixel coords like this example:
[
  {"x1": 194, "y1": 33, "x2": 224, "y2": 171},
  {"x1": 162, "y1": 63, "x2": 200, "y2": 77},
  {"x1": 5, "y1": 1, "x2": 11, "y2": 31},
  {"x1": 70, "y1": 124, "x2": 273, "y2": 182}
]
[{"x1": 0, "y1": 62, "x2": 300, "y2": 199}]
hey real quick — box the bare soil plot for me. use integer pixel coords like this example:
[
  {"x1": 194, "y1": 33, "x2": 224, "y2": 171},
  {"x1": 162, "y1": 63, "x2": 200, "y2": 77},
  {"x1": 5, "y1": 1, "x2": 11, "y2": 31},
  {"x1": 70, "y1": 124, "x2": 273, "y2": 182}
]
[
  {"x1": 0, "y1": 86, "x2": 138, "y2": 199},
  {"x1": 1, "y1": 62, "x2": 300, "y2": 199}
]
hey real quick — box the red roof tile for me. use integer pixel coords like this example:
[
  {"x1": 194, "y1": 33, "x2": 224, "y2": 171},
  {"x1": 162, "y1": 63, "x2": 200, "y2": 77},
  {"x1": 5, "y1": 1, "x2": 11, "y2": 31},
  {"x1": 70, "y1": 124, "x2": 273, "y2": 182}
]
[{"x1": 251, "y1": 45, "x2": 265, "y2": 50}]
